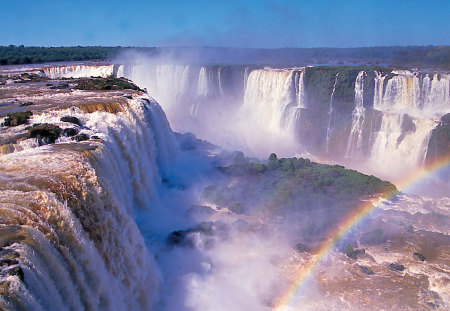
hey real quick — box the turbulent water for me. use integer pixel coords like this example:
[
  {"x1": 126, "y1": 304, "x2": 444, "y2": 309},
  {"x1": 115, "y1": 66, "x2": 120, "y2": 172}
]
[
  {"x1": 42, "y1": 64, "x2": 449, "y2": 178},
  {"x1": 0, "y1": 90, "x2": 178, "y2": 309},
  {"x1": 118, "y1": 64, "x2": 449, "y2": 181},
  {"x1": 3, "y1": 62, "x2": 447, "y2": 310}
]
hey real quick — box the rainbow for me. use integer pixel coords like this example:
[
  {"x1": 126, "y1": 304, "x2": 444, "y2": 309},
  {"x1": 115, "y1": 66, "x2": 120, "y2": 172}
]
[{"x1": 274, "y1": 155, "x2": 450, "y2": 310}]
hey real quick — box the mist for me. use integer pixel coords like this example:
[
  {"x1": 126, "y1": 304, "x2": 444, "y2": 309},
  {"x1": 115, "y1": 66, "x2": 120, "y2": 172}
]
[{"x1": 111, "y1": 49, "x2": 449, "y2": 309}]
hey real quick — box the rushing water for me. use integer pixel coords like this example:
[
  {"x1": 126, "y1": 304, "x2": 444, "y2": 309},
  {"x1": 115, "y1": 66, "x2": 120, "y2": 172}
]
[{"x1": 0, "y1": 63, "x2": 449, "y2": 310}]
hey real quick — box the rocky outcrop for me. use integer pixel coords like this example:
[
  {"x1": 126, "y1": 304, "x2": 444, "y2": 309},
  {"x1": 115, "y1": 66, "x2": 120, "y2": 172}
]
[{"x1": 426, "y1": 113, "x2": 450, "y2": 164}]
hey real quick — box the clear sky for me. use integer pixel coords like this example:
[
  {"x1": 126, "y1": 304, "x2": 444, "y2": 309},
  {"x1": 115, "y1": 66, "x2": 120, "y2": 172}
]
[{"x1": 1, "y1": 0, "x2": 449, "y2": 48}]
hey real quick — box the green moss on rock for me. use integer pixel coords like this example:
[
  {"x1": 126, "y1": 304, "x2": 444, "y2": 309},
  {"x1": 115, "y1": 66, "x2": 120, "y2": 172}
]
[
  {"x1": 60, "y1": 116, "x2": 81, "y2": 126},
  {"x1": 27, "y1": 123, "x2": 62, "y2": 144},
  {"x1": 3, "y1": 111, "x2": 33, "y2": 126},
  {"x1": 74, "y1": 76, "x2": 143, "y2": 91}
]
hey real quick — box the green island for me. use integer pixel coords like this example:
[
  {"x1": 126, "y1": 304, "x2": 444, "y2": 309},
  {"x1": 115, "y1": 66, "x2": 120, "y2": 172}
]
[{"x1": 203, "y1": 152, "x2": 397, "y2": 239}]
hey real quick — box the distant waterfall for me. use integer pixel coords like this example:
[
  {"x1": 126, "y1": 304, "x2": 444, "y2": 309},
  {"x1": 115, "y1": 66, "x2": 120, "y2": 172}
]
[
  {"x1": 345, "y1": 71, "x2": 366, "y2": 158},
  {"x1": 242, "y1": 69, "x2": 305, "y2": 133},
  {"x1": 44, "y1": 62, "x2": 449, "y2": 178},
  {"x1": 43, "y1": 64, "x2": 115, "y2": 78},
  {"x1": 325, "y1": 73, "x2": 339, "y2": 153}
]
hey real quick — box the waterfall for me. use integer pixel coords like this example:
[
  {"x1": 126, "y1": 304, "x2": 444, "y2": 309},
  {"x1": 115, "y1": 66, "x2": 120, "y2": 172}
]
[
  {"x1": 41, "y1": 62, "x2": 449, "y2": 178},
  {"x1": 43, "y1": 64, "x2": 115, "y2": 79},
  {"x1": 218, "y1": 67, "x2": 223, "y2": 95},
  {"x1": 0, "y1": 95, "x2": 179, "y2": 310},
  {"x1": 345, "y1": 71, "x2": 366, "y2": 158},
  {"x1": 366, "y1": 70, "x2": 449, "y2": 175},
  {"x1": 325, "y1": 73, "x2": 339, "y2": 153},
  {"x1": 242, "y1": 69, "x2": 304, "y2": 132},
  {"x1": 197, "y1": 67, "x2": 208, "y2": 98}
]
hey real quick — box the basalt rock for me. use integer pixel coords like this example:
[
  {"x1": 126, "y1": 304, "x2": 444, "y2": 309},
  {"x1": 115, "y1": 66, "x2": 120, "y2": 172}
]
[
  {"x1": 27, "y1": 123, "x2": 61, "y2": 144},
  {"x1": 60, "y1": 116, "x2": 82, "y2": 126}
]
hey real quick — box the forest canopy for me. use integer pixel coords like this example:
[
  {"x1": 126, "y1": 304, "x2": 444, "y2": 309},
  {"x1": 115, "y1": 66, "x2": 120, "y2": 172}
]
[{"x1": 0, "y1": 45, "x2": 448, "y2": 69}]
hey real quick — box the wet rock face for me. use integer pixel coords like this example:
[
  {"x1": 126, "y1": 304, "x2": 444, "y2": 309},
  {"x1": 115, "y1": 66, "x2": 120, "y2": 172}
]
[
  {"x1": 27, "y1": 123, "x2": 62, "y2": 144},
  {"x1": 63, "y1": 127, "x2": 79, "y2": 137},
  {"x1": 425, "y1": 113, "x2": 450, "y2": 164},
  {"x1": 389, "y1": 263, "x2": 405, "y2": 271},
  {"x1": 3, "y1": 111, "x2": 33, "y2": 126},
  {"x1": 413, "y1": 252, "x2": 426, "y2": 262},
  {"x1": 359, "y1": 265, "x2": 374, "y2": 275},
  {"x1": 60, "y1": 116, "x2": 82, "y2": 126}
]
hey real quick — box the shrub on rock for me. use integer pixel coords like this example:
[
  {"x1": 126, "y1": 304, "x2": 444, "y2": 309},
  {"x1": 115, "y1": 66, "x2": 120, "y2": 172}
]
[
  {"x1": 60, "y1": 116, "x2": 81, "y2": 126},
  {"x1": 3, "y1": 111, "x2": 32, "y2": 126},
  {"x1": 74, "y1": 133, "x2": 89, "y2": 142},
  {"x1": 27, "y1": 123, "x2": 61, "y2": 144},
  {"x1": 359, "y1": 265, "x2": 374, "y2": 275},
  {"x1": 63, "y1": 128, "x2": 79, "y2": 137}
]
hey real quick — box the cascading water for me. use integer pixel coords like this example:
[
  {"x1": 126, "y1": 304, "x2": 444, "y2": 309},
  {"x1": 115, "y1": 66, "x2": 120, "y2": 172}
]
[
  {"x1": 42, "y1": 64, "x2": 115, "y2": 79},
  {"x1": 345, "y1": 71, "x2": 366, "y2": 158},
  {"x1": 366, "y1": 71, "x2": 449, "y2": 176},
  {"x1": 236, "y1": 68, "x2": 305, "y2": 156},
  {"x1": 325, "y1": 73, "x2": 339, "y2": 153},
  {"x1": 0, "y1": 95, "x2": 179, "y2": 310},
  {"x1": 42, "y1": 62, "x2": 450, "y2": 180}
]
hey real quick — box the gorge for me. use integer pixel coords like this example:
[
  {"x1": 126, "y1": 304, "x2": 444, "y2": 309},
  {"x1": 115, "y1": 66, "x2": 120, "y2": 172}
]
[{"x1": 0, "y1": 59, "x2": 449, "y2": 310}]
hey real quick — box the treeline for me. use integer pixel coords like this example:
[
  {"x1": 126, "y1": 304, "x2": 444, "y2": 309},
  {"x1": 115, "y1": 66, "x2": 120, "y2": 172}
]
[
  {"x1": 0, "y1": 45, "x2": 449, "y2": 69},
  {"x1": 0, "y1": 46, "x2": 121, "y2": 65}
]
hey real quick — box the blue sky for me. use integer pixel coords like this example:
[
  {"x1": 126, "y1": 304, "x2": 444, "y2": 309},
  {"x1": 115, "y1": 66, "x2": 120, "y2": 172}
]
[{"x1": 1, "y1": 0, "x2": 449, "y2": 47}]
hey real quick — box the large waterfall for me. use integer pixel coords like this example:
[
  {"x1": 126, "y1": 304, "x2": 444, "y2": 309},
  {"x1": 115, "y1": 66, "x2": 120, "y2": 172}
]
[
  {"x1": 0, "y1": 95, "x2": 178, "y2": 310},
  {"x1": 42, "y1": 62, "x2": 450, "y2": 180},
  {"x1": 1, "y1": 60, "x2": 449, "y2": 310}
]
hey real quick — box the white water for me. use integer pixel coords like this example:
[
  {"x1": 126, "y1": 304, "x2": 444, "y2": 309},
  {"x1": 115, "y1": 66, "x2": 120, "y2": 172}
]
[
  {"x1": 43, "y1": 64, "x2": 115, "y2": 79},
  {"x1": 2, "y1": 63, "x2": 449, "y2": 310},
  {"x1": 366, "y1": 71, "x2": 450, "y2": 177},
  {"x1": 0, "y1": 95, "x2": 178, "y2": 310},
  {"x1": 346, "y1": 71, "x2": 366, "y2": 158},
  {"x1": 43, "y1": 62, "x2": 450, "y2": 180},
  {"x1": 325, "y1": 73, "x2": 339, "y2": 153}
]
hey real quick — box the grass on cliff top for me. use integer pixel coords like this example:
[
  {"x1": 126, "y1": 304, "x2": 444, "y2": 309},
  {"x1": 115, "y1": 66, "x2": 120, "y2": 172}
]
[{"x1": 74, "y1": 76, "x2": 144, "y2": 92}]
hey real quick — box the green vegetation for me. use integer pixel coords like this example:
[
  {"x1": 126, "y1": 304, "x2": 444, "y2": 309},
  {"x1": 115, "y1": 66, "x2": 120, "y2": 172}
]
[
  {"x1": 74, "y1": 134, "x2": 89, "y2": 142},
  {"x1": 204, "y1": 153, "x2": 397, "y2": 239},
  {"x1": 3, "y1": 111, "x2": 33, "y2": 126},
  {"x1": 303, "y1": 66, "x2": 390, "y2": 112},
  {"x1": 222, "y1": 154, "x2": 397, "y2": 201},
  {"x1": 63, "y1": 128, "x2": 79, "y2": 137},
  {"x1": 27, "y1": 123, "x2": 61, "y2": 144},
  {"x1": 343, "y1": 244, "x2": 365, "y2": 259},
  {"x1": 0, "y1": 45, "x2": 120, "y2": 65},
  {"x1": 14, "y1": 73, "x2": 48, "y2": 83},
  {"x1": 60, "y1": 116, "x2": 81, "y2": 126},
  {"x1": 74, "y1": 76, "x2": 143, "y2": 91},
  {"x1": 359, "y1": 265, "x2": 374, "y2": 275},
  {"x1": 0, "y1": 45, "x2": 448, "y2": 69}
]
